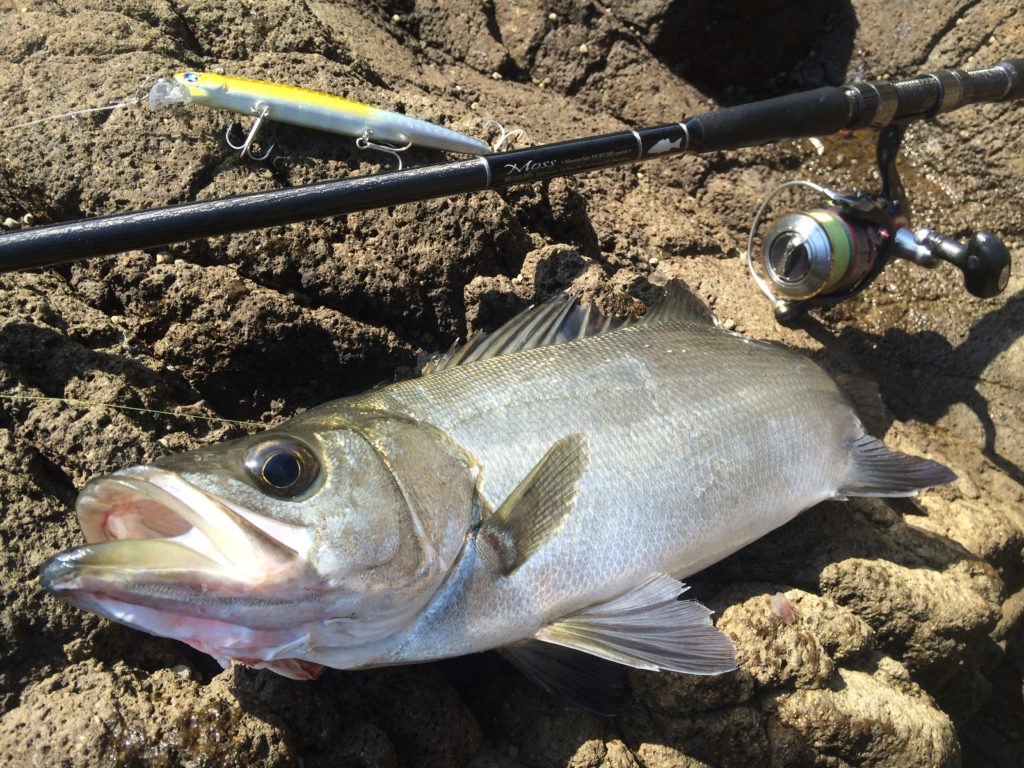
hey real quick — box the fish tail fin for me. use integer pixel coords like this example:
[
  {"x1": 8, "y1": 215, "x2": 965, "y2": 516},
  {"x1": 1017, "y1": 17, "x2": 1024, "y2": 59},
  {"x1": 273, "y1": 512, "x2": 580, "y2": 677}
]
[{"x1": 839, "y1": 433, "x2": 956, "y2": 497}]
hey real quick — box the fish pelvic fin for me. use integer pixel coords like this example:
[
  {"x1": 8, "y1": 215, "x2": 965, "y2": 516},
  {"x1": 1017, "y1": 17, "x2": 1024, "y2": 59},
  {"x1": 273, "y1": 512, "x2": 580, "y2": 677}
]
[
  {"x1": 535, "y1": 575, "x2": 737, "y2": 676},
  {"x1": 233, "y1": 658, "x2": 325, "y2": 680},
  {"x1": 839, "y1": 433, "x2": 957, "y2": 497},
  {"x1": 500, "y1": 640, "x2": 626, "y2": 717},
  {"x1": 478, "y1": 434, "x2": 588, "y2": 576}
]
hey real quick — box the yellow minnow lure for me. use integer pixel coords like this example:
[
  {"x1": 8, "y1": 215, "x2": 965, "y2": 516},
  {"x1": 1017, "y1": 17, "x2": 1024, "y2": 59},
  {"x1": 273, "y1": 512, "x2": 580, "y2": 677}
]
[{"x1": 148, "y1": 71, "x2": 490, "y2": 161}]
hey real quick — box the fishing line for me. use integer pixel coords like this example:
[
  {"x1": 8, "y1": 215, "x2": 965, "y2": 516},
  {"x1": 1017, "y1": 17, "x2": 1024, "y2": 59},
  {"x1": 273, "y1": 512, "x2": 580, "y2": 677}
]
[
  {"x1": 0, "y1": 393, "x2": 264, "y2": 429},
  {"x1": 0, "y1": 75, "x2": 155, "y2": 133}
]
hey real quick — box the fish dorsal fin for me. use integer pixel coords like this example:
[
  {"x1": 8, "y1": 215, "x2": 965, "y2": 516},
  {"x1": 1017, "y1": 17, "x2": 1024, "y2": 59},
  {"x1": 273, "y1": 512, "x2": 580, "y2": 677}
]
[
  {"x1": 423, "y1": 281, "x2": 711, "y2": 375},
  {"x1": 641, "y1": 279, "x2": 716, "y2": 326},
  {"x1": 535, "y1": 575, "x2": 736, "y2": 675},
  {"x1": 477, "y1": 434, "x2": 588, "y2": 576},
  {"x1": 423, "y1": 294, "x2": 633, "y2": 374},
  {"x1": 500, "y1": 640, "x2": 626, "y2": 716},
  {"x1": 838, "y1": 433, "x2": 956, "y2": 497},
  {"x1": 834, "y1": 373, "x2": 888, "y2": 436}
]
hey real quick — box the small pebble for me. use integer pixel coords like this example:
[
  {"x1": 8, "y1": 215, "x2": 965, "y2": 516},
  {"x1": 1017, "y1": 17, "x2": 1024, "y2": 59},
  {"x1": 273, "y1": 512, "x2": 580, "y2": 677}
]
[
  {"x1": 2, "y1": 218, "x2": 17, "y2": 230},
  {"x1": 155, "y1": 251, "x2": 172, "y2": 265},
  {"x1": 722, "y1": 318, "x2": 736, "y2": 331},
  {"x1": 491, "y1": 71, "x2": 502, "y2": 81},
  {"x1": 578, "y1": 43, "x2": 589, "y2": 55},
  {"x1": 771, "y1": 592, "x2": 797, "y2": 625},
  {"x1": 470, "y1": 101, "x2": 480, "y2": 111},
  {"x1": 511, "y1": 274, "x2": 523, "y2": 285},
  {"x1": 647, "y1": 257, "x2": 659, "y2": 267},
  {"x1": 548, "y1": 12, "x2": 557, "y2": 21},
  {"x1": 21, "y1": 213, "x2": 34, "y2": 226},
  {"x1": 172, "y1": 664, "x2": 192, "y2": 679},
  {"x1": 174, "y1": 258, "x2": 187, "y2": 266},
  {"x1": 391, "y1": 14, "x2": 401, "y2": 23}
]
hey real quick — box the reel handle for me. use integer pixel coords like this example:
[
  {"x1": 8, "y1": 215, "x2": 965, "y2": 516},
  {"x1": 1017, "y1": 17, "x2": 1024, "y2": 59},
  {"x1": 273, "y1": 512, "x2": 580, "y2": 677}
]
[{"x1": 916, "y1": 230, "x2": 1012, "y2": 298}]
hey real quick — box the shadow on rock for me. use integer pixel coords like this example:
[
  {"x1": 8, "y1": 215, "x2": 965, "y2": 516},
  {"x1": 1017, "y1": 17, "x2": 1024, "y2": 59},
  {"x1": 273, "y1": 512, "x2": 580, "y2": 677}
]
[
  {"x1": 0, "y1": 323, "x2": 191, "y2": 404},
  {"x1": 646, "y1": 0, "x2": 857, "y2": 94},
  {"x1": 803, "y1": 291, "x2": 1024, "y2": 487}
]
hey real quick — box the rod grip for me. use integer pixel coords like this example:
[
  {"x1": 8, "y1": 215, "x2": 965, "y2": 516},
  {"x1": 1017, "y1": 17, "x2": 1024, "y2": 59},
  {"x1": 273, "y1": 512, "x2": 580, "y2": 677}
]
[{"x1": 684, "y1": 87, "x2": 853, "y2": 152}]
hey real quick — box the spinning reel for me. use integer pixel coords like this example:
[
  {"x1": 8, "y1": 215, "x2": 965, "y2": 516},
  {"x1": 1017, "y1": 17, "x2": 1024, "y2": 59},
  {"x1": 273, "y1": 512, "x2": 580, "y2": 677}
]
[{"x1": 748, "y1": 125, "x2": 1012, "y2": 324}]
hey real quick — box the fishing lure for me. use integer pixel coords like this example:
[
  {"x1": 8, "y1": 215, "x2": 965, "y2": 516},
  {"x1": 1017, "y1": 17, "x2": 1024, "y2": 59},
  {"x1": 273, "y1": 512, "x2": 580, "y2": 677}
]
[{"x1": 148, "y1": 71, "x2": 491, "y2": 163}]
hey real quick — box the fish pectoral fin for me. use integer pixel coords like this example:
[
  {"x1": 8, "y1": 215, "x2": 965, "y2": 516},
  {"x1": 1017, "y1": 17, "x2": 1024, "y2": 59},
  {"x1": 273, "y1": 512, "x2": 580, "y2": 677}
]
[
  {"x1": 839, "y1": 433, "x2": 957, "y2": 497},
  {"x1": 477, "y1": 433, "x2": 588, "y2": 576},
  {"x1": 500, "y1": 640, "x2": 626, "y2": 717},
  {"x1": 535, "y1": 574, "x2": 737, "y2": 675}
]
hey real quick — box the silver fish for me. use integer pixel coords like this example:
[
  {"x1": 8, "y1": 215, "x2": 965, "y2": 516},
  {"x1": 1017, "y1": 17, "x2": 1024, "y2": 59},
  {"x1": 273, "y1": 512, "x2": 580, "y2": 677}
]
[{"x1": 41, "y1": 283, "x2": 954, "y2": 713}]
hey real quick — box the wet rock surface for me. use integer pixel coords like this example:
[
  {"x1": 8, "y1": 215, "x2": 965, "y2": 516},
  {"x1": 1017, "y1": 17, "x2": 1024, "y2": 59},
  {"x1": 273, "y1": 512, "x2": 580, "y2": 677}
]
[{"x1": 1, "y1": 1, "x2": 1023, "y2": 765}]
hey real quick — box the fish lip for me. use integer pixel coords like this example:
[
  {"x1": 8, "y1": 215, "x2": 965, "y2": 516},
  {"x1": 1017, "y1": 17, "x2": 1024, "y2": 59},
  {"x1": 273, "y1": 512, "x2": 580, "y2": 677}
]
[
  {"x1": 37, "y1": 570, "x2": 315, "y2": 665},
  {"x1": 46, "y1": 467, "x2": 315, "y2": 621},
  {"x1": 76, "y1": 466, "x2": 308, "y2": 577}
]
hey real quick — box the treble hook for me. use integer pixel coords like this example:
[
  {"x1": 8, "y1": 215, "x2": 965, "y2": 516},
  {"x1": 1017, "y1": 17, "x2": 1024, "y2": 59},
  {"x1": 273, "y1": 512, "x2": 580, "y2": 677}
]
[
  {"x1": 483, "y1": 119, "x2": 524, "y2": 152},
  {"x1": 225, "y1": 101, "x2": 275, "y2": 160},
  {"x1": 355, "y1": 129, "x2": 412, "y2": 170}
]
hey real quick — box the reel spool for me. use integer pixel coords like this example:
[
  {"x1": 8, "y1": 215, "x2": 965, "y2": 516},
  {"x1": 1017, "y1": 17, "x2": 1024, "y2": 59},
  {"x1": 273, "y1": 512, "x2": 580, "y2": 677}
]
[{"x1": 761, "y1": 207, "x2": 882, "y2": 301}]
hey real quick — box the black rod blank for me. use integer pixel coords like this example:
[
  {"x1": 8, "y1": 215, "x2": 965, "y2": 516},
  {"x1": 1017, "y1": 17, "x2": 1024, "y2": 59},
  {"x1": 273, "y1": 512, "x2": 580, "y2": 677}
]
[{"x1": 0, "y1": 59, "x2": 1020, "y2": 273}]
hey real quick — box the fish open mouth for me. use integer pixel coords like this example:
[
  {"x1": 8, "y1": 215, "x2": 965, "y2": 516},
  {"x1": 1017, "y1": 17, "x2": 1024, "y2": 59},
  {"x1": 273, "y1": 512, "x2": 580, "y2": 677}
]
[{"x1": 40, "y1": 467, "x2": 313, "y2": 629}]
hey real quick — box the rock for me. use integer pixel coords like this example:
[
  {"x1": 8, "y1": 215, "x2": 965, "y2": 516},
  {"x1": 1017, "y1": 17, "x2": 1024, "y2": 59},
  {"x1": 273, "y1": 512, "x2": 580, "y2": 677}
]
[
  {"x1": 0, "y1": 662, "x2": 295, "y2": 767},
  {"x1": 775, "y1": 666, "x2": 960, "y2": 767}
]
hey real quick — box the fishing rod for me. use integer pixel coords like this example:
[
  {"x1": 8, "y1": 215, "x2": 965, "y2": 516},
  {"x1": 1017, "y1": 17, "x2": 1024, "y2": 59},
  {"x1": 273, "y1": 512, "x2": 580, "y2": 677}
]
[{"x1": 0, "y1": 59, "x2": 1021, "y2": 292}]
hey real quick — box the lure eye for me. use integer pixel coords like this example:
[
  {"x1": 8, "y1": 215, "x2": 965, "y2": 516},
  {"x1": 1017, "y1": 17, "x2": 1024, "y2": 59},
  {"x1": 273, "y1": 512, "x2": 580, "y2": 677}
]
[{"x1": 243, "y1": 438, "x2": 320, "y2": 499}]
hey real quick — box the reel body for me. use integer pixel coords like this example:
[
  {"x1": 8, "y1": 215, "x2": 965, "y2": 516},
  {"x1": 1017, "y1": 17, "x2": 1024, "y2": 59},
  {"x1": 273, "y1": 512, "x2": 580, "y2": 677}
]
[{"x1": 748, "y1": 126, "x2": 1011, "y2": 324}]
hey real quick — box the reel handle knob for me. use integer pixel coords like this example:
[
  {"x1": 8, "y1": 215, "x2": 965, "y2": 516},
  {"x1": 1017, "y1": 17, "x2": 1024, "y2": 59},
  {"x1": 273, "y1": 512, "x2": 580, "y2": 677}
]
[{"x1": 918, "y1": 230, "x2": 1012, "y2": 298}]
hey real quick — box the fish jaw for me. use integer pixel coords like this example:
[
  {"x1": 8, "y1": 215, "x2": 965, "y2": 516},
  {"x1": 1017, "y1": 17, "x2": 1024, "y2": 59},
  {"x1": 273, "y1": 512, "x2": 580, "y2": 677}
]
[{"x1": 40, "y1": 466, "x2": 326, "y2": 667}]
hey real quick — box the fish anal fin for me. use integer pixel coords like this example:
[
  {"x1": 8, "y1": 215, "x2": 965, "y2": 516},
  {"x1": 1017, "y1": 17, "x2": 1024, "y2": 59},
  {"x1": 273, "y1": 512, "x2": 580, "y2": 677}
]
[
  {"x1": 839, "y1": 433, "x2": 957, "y2": 497},
  {"x1": 536, "y1": 575, "x2": 736, "y2": 676},
  {"x1": 478, "y1": 434, "x2": 588, "y2": 576},
  {"x1": 500, "y1": 640, "x2": 626, "y2": 717}
]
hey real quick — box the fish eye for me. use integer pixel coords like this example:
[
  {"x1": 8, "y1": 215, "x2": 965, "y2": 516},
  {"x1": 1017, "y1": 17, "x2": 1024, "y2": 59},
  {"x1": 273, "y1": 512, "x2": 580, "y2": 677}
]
[{"x1": 243, "y1": 438, "x2": 320, "y2": 499}]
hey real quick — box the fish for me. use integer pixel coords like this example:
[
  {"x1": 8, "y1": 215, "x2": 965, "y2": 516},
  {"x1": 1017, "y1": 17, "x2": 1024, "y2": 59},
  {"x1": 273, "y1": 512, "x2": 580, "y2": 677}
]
[{"x1": 40, "y1": 282, "x2": 955, "y2": 714}]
